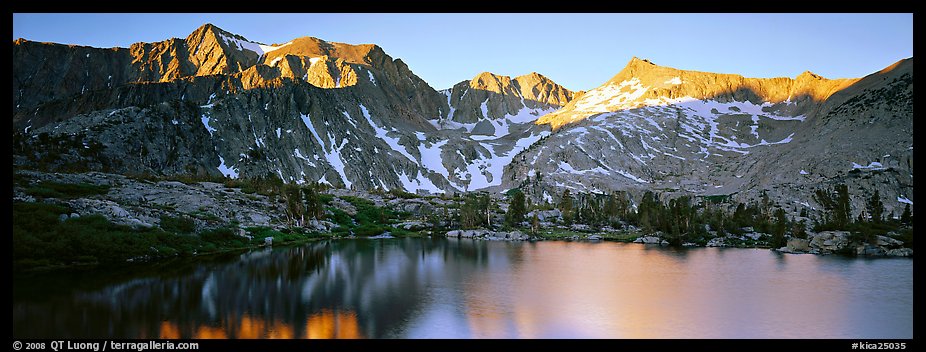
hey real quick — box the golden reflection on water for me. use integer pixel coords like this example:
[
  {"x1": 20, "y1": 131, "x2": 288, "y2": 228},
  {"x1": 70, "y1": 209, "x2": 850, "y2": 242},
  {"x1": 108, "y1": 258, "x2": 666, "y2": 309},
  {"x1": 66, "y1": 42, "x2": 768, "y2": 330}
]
[
  {"x1": 158, "y1": 321, "x2": 181, "y2": 339},
  {"x1": 464, "y1": 243, "x2": 853, "y2": 338},
  {"x1": 305, "y1": 310, "x2": 363, "y2": 339},
  {"x1": 16, "y1": 239, "x2": 908, "y2": 339},
  {"x1": 158, "y1": 310, "x2": 362, "y2": 339}
]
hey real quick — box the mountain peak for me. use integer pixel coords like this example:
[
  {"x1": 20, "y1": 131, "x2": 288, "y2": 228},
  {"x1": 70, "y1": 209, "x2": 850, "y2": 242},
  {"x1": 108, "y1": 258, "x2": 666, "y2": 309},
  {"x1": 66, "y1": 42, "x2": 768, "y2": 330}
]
[
  {"x1": 626, "y1": 56, "x2": 658, "y2": 69},
  {"x1": 469, "y1": 72, "x2": 512, "y2": 90},
  {"x1": 473, "y1": 71, "x2": 506, "y2": 80},
  {"x1": 191, "y1": 23, "x2": 227, "y2": 38},
  {"x1": 515, "y1": 71, "x2": 550, "y2": 83},
  {"x1": 517, "y1": 71, "x2": 543, "y2": 78},
  {"x1": 198, "y1": 23, "x2": 219, "y2": 31},
  {"x1": 629, "y1": 56, "x2": 655, "y2": 64},
  {"x1": 611, "y1": 56, "x2": 671, "y2": 80},
  {"x1": 189, "y1": 23, "x2": 268, "y2": 47},
  {"x1": 797, "y1": 70, "x2": 824, "y2": 80}
]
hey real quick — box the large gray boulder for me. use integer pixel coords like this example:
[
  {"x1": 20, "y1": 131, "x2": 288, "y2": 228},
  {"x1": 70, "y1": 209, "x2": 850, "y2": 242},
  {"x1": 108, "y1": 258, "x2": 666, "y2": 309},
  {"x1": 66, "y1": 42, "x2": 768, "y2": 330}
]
[
  {"x1": 634, "y1": 235, "x2": 662, "y2": 244},
  {"x1": 330, "y1": 197, "x2": 358, "y2": 216},
  {"x1": 886, "y1": 248, "x2": 914, "y2": 257},
  {"x1": 857, "y1": 244, "x2": 886, "y2": 257},
  {"x1": 705, "y1": 237, "x2": 727, "y2": 247},
  {"x1": 526, "y1": 209, "x2": 562, "y2": 222},
  {"x1": 876, "y1": 235, "x2": 904, "y2": 248},
  {"x1": 390, "y1": 198, "x2": 434, "y2": 216},
  {"x1": 307, "y1": 219, "x2": 337, "y2": 232},
  {"x1": 786, "y1": 238, "x2": 811, "y2": 253},
  {"x1": 396, "y1": 221, "x2": 428, "y2": 230},
  {"x1": 809, "y1": 231, "x2": 851, "y2": 254}
]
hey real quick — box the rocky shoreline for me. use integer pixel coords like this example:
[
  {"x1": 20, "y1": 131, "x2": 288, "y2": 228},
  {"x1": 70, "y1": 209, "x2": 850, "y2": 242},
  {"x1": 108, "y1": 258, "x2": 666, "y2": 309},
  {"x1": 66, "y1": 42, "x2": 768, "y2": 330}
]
[
  {"x1": 776, "y1": 231, "x2": 913, "y2": 257},
  {"x1": 437, "y1": 229, "x2": 913, "y2": 258},
  {"x1": 13, "y1": 170, "x2": 913, "y2": 268}
]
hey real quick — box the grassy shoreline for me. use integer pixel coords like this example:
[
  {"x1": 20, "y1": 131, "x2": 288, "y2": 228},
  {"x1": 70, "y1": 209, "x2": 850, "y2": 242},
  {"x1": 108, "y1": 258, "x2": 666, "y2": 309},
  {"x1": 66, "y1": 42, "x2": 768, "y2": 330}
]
[
  {"x1": 8, "y1": 198, "x2": 779, "y2": 273},
  {"x1": 12, "y1": 201, "x2": 333, "y2": 273}
]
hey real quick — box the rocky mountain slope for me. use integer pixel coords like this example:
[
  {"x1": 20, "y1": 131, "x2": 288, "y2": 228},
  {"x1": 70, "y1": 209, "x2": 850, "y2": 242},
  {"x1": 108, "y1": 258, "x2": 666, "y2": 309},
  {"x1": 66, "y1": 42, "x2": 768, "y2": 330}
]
[
  {"x1": 13, "y1": 24, "x2": 572, "y2": 193},
  {"x1": 12, "y1": 24, "x2": 913, "y2": 218},
  {"x1": 506, "y1": 57, "x2": 913, "y2": 216}
]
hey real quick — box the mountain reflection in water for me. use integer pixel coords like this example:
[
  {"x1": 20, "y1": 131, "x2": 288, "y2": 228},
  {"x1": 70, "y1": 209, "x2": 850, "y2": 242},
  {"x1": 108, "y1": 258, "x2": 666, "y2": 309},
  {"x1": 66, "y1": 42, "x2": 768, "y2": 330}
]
[{"x1": 13, "y1": 238, "x2": 912, "y2": 339}]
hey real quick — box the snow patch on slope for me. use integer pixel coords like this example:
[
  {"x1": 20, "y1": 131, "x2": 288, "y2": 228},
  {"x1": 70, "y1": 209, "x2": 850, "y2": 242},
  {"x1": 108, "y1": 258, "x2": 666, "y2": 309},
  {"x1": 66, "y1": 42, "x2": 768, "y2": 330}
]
[
  {"x1": 217, "y1": 32, "x2": 292, "y2": 57},
  {"x1": 217, "y1": 155, "x2": 239, "y2": 179},
  {"x1": 461, "y1": 131, "x2": 551, "y2": 190},
  {"x1": 301, "y1": 112, "x2": 350, "y2": 187},
  {"x1": 359, "y1": 104, "x2": 417, "y2": 164},
  {"x1": 573, "y1": 77, "x2": 649, "y2": 113},
  {"x1": 398, "y1": 171, "x2": 443, "y2": 194},
  {"x1": 418, "y1": 140, "x2": 450, "y2": 178},
  {"x1": 852, "y1": 161, "x2": 885, "y2": 170},
  {"x1": 201, "y1": 114, "x2": 217, "y2": 136}
]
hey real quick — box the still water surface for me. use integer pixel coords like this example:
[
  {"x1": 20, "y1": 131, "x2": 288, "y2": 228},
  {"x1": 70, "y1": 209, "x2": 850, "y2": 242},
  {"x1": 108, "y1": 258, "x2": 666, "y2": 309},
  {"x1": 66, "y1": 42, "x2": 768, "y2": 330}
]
[{"x1": 13, "y1": 238, "x2": 912, "y2": 338}]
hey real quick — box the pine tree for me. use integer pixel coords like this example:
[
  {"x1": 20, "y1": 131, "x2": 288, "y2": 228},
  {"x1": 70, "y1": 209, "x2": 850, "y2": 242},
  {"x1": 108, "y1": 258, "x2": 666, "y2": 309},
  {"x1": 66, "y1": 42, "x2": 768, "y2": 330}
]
[
  {"x1": 759, "y1": 192, "x2": 772, "y2": 225},
  {"x1": 835, "y1": 184, "x2": 851, "y2": 227},
  {"x1": 637, "y1": 191, "x2": 665, "y2": 233},
  {"x1": 900, "y1": 204, "x2": 912, "y2": 225},
  {"x1": 603, "y1": 191, "x2": 627, "y2": 226},
  {"x1": 733, "y1": 203, "x2": 750, "y2": 230},
  {"x1": 559, "y1": 189, "x2": 574, "y2": 225},
  {"x1": 813, "y1": 183, "x2": 852, "y2": 229},
  {"x1": 531, "y1": 212, "x2": 540, "y2": 235},
  {"x1": 867, "y1": 190, "x2": 884, "y2": 224},
  {"x1": 506, "y1": 190, "x2": 526, "y2": 227},
  {"x1": 771, "y1": 208, "x2": 788, "y2": 248},
  {"x1": 303, "y1": 184, "x2": 323, "y2": 220},
  {"x1": 460, "y1": 193, "x2": 490, "y2": 229},
  {"x1": 283, "y1": 183, "x2": 305, "y2": 227}
]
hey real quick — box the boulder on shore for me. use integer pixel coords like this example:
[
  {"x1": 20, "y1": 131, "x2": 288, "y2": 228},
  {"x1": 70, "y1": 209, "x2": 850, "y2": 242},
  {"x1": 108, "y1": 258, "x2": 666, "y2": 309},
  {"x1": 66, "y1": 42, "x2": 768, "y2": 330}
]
[
  {"x1": 706, "y1": 237, "x2": 726, "y2": 247},
  {"x1": 786, "y1": 238, "x2": 811, "y2": 253},
  {"x1": 633, "y1": 235, "x2": 662, "y2": 244},
  {"x1": 526, "y1": 209, "x2": 562, "y2": 222},
  {"x1": 808, "y1": 231, "x2": 850, "y2": 254},
  {"x1": 886, "y1": 248, "x2": 914, "y2": 257}
]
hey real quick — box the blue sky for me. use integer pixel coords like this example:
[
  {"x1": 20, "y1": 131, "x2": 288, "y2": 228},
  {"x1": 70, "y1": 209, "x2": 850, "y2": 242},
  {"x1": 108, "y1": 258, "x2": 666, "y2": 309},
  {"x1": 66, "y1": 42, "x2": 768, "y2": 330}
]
[{"x1": 13, "y1": 13, "x2": 912, "y2": 91}]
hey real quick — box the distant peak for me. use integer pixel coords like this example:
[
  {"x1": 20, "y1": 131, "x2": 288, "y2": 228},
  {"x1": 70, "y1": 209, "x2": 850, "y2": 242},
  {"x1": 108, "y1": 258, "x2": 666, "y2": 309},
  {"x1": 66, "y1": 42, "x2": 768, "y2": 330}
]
[
  {"x1": 474, "y1": 71, "x2": 506, "y2": 80},
  {"x1": 615, "y1": 56, "x2": 664, "y2": 77},
  {"x1": 190, "y1": 23, "x2": 260, "y2": 44},
  {"x1": 470, "y1": 72, "x2": 513, "y2": 87},
  {"x1": 515, "y1": 71, "x2": 548, "y2": 81},
  {"x1": 193, "y1": 23, "x2": 224, "y2": 35},
  {"x1": 473, "y1": 71, "x2": 557, "y2": 84},
  {"x1": 797, "y1": 70, "x2": 824, "y2": 80},
  {"x1": 629, "y1": 56, "x2": 657, "y2": 66}
]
